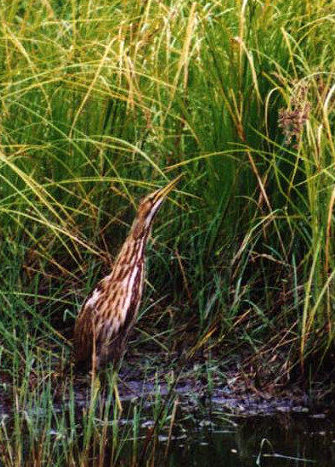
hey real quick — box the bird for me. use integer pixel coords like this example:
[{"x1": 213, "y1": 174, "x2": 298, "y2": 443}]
[{"x1": 73, "y1": 175, "x2": 182, "y2": 371}]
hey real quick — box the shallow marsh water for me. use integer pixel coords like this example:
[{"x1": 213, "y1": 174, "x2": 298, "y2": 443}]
[
  {"x1": 144, "y1": 410, "x2": 335, "y2": 466},
  {"x1": 116, "y1": 379, "x2": 335, "y2": 466},
  {"x1": 1, "y1": 371, "x2": 335, "y2": 466},
  {"x1": 0, "y1": 349, "x2": 333, "y2": 467}
]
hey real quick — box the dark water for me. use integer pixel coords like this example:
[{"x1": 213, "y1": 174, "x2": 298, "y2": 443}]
[
  {"x1": 152, "y1": 413, "x2": 335, "y2": 466},
  {"x1": 109, "y1": 377, "x2": 335, "y2": 466},
  {"x1": 1, "y1": 377, "x2": 335, "y2": 466}
]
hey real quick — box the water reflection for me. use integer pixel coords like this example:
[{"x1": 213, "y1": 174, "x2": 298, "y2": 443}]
[
  {"x1": 130, "y1": 412, "x2": 335, "y2": 466},
  {"x1": 2, "y1": 374, "x2": 335, "y2": 466}
]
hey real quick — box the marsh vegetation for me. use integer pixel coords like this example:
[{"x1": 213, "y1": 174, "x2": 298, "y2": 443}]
[{"x1": 1, "y1": 0, "x2": 335, "y2": 464}]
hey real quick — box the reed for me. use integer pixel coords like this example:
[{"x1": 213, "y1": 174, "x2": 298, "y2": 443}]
[{"x1": 1, "y1": 1, "x2": 335, "y2": 462}]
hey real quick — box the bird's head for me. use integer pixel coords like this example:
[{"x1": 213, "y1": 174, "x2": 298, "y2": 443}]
[{"x1": 132, "y1": 174, "x2": 182, "y2": 237}]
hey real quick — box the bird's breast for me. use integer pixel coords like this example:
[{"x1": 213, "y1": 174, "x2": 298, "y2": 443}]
[{"x1": 97, "y1": 257, "x2": 144, "y2": 333}]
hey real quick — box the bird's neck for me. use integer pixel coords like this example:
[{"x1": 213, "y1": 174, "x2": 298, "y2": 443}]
[
  {"x1": 114, "y1": 218, "x2": 152, "y2": 268},
  {"x1": 130, "y1": 214, "x2": 154, "y2": 241}
]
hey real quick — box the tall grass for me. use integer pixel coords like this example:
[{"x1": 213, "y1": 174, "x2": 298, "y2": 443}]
[
  {"x1": 0, "y1": 356, "x2": 181, "y2": 466},
  {"x1": 1, "y1": 0, "x2": 335, "y2": 397}
]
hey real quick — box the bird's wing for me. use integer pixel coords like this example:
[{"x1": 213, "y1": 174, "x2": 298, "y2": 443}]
[
  {"x1": 73, "y1": 280, "x2": 106, "y2": 363},
  {"x1": 74, "y1": 262, "x2": 144, "y2": 365}
]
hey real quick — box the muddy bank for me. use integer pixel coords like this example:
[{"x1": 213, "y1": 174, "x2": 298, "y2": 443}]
[
  {"x1": 2, "y1": 353, "x2": 335, "y2": 466},
  {"x1": 0, "y1": 352, "x2": 316, "y2": 418}
]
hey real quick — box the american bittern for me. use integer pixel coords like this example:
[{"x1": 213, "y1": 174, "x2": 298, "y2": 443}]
[{"x1": 74, "y1": 175, "x2": 181, "y2": 370}]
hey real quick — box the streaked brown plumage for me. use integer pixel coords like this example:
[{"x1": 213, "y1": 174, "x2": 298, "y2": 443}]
[{"x1": 74, "y1": 175, "x2": 181, "y2": 370}]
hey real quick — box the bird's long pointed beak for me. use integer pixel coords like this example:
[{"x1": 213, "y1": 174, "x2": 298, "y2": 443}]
[{"x1": 154, "y1": 173, "x2": 183, "y2": 202}]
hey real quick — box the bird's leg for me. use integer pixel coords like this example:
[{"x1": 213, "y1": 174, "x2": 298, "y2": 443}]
[
  {"x1": 99, "y1": 365, "x2": 123, "y2": 412},
  {"x1": 113, "y1": 371, "x2": 123, "y2": 413},
  {"x1": 88, "y1": 324, "x2": 101, "y2": 402},
  {"x1": 110, "y1": 362, "x2": 123, "y2": 413}
]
